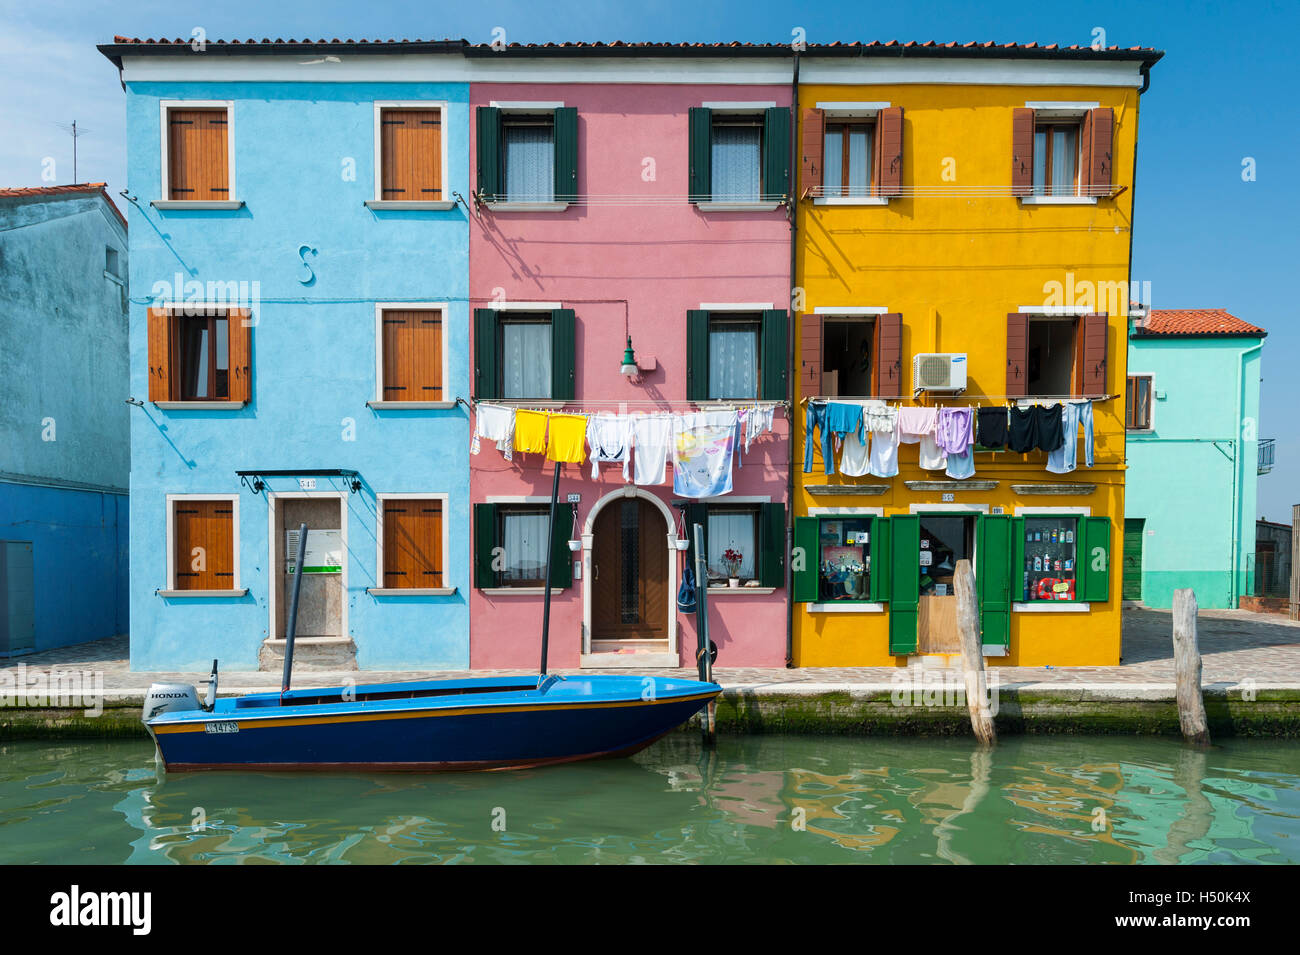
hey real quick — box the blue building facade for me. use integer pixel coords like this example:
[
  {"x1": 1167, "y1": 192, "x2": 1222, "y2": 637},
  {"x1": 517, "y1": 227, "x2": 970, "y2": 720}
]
[
  {"x1": 102, "y1": 41, "x2": 471, "y2": 670},
  {"x1": 0, "y1": 184, "x2": 130, "y2": 653}
]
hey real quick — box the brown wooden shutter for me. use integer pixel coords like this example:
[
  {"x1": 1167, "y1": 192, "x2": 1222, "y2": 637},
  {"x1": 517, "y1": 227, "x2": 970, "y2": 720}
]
[
  {"x1": 147, "y1": 307, "x2": 172, "y2": 402},
  {"x1": 799, "y1": 313, "x2": 822, "y2": 397},
  {"x1": 1088, "y1": 107, "x2": 1114, "y2": 194},
  {"x1": 1011, "y1": 108, "x2": 1035, "y2": 197},
  {"x1": 876, "y1": 107, "x2": 903, "y2": 197},
  {"x1": 174, "y1": 500, "x2": 234, "y2": 590},
  {"x1": 382, "y1": 309, "x2": 443, "y2": 402},
  {"x1": 384, "y1": 499, "x2": 443, "y2": 589},
  {"x1": 1079, "y1": 110, "x2": 1094, "y2": 196},
  {"x1": 380, "y1": 108, "x2": 442, "y2": 200},
  {"x1": 228, "y1": 309, "x2": 252, "y2": 403},
  {"x1": 168, "y1": 109, "x2": 229, "y2": 201},
  {"x1": 1006, "y1": 313, "x2": 1029, "y2": 397},
  {"x1": 1081, "y1": 312, "x2": 1109, "y2": 396},
  {"x1": 874, "y1": 312, "x2": 903, "y2": 396},
  {"x1": 800, "y1": 108, "x2": 824, "y2": 197}
]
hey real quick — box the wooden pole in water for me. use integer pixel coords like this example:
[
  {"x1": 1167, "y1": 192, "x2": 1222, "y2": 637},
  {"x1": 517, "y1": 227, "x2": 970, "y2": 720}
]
[
  {"x1": 954, "y1": 559, "x2": 995, "y2": 746},
  {"x1": 1173, "y1": 587, "x2": 1210, "y2": 746},
  {"x1": 692, "y1": 521, "x2": 716, "y2": 745}
]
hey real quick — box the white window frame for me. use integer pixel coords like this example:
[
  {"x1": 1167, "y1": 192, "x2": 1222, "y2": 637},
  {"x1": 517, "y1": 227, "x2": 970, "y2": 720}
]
[
  {"x1": 162, "y1": 493, "x2": 243, "y2": 595},
  {"x1": 1020, "y1": 102, "x2": 1099, "y2": 206},
  {"x1": 806, "y1": 506, "x2": 884, "y2": 613},
  {"x1": 1013, "y1": 505, "x2": 1091, "y2": 612},
  {"x1": 1126, "y1": 372, "x2": 1156, "y2": 433},
  {"x1": 814, "y1": 102, "x2": 892, "y2": 206},
  {"x1": 155, "y1": 100, "x2": 239, "y2": 209},
  {"x1": 368, "y1": 100, "x2": 454, "y2": 210},
  {"x1": 486, "y1": 101, "x2": 568, "y2": 211},
  {"x1": 369, "y1": 302, "x2": 454, "y2": 409},
  {"x1": 369, "y1": 492, "x2": 455, "y2": 596}
]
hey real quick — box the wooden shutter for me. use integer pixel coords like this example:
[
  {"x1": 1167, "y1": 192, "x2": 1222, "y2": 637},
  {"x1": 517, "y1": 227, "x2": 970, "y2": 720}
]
[
  {"x1": 876, "y1": 107, "x2": 903, "y2": 197},
  {"x1": 550, "y1": 308, "x2": 576, "y2": 401},
  {"x1": 475, "y1": 106, "x2": 502, "y2": 201},
  {"x1": 228, "y1": 309, "x2": 252, "y2": 403},
  {"x1": 147, "y1": 307, "x2": 172, "y2": 402},
  {"x1": 380, "y1": 108, "x2": 441, "y2": 201},
  {"x1": 800, "y1": 108, "x2": 824, "y2": 197},
  {"x1": 1087, "y1": 107, "x2": 1114, "y2": 194},
  {"x1": 792, "y1": 516, "x2": 819, "y2": 602},
  {"x1": 473, "y1": 308, "x2": 499, "y2": 400},
  {"x1": 173, "y1": 500, "x2": 234, "y2": 590},
  {"x1": 686, "y1": 309, "x2": 710, "y2": 401},
  {"x1": 473, "y1": 503, "x2": 497, "y2": 588},
  {"x1": 762, "y1": 106, "x2": 791, "y2": 201},
  {"x1": 1079, "y1": 110, "x2": 1094, "y2": 197},
  {"x1": 382, "y1": 310, "x2": 442, "y2": 402},
  {"x1": 1011, "y1": 107, "x2": 1035, "y2": 197},
  {"x1": 1080, "y1": 516, "x2": 1111, "y2": 602},
  {"x1": 1006, "y1": 313, "x2": 1029, "y2": 397},
  {"x1": 553, "y1": 106, "x2": 578, "y2": 202},
  {"x1": 688, "y1": 107, "x2": 712, "y2": 202},
  {"x1": 874, "y1": 312, "x2": 903, "y2": 396},
  {"x1": 1081, "y1": 312, "x2": 1108, "y2": 396},
  {"x1": 168, "y1": 108, "x2": 229, "y2": 201},
  {"x1": 759, "y1": 502, "x2": 786, "y2": 588},
  {"x1": 868, "y1": 516, "x2": 892, "y2": 603},
  {"x1": 888, "y1": 515, "x2": 920, "y2": 655},
  {"x1": 976, "y1": 514, "x2": 1013, "y2": 652},
  {"x1": 549, "y1": 504, "x2": 575, "y2": 589},
  {"x1": 799, "y1": 313, "x2": 822, "y2": 398},
  {"x1": 761, "y1": 309, "x2": 788, "y2": 401},
  {"x1": 384, "y1": 499, "x2": 443, "y2": 589}
]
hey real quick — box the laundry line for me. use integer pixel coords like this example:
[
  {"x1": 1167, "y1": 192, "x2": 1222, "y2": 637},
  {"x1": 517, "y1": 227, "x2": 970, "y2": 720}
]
[{"x1": 799, "y1": 393, "x2": 1117, "y2": 405}]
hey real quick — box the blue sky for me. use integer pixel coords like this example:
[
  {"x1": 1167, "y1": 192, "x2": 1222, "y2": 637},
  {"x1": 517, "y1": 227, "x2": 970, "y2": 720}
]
[{"x1": 2, "y1": 0, "x2": 1295, "y2": 521}]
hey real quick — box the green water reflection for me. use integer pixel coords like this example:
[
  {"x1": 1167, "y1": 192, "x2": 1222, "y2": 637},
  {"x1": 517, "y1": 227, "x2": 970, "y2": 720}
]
[{"x1": 1, "y1": 735, "x2": 1297, "y2": 864}]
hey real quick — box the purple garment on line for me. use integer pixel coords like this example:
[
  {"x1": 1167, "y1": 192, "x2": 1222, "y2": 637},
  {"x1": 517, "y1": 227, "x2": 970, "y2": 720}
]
[{"x1": 935, "y1": 407, "x2": 975, "y2": 455}]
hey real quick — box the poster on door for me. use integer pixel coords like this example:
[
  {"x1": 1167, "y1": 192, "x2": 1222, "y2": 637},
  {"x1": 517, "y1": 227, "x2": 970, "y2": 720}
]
[{"x1": 286, "y1": 528, "x2": 343, "y2": 574}]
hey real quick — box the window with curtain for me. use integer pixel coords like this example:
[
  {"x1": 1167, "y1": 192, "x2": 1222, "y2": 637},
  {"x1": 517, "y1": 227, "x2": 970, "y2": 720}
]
[
  {"x1": 1126, "y1": 375, "x2": 1152, "y2": 430},
  {"x1": 708, "y1": 317, "x2": 760, "y2": 399},
  {"x1": 1033, "y1": 122, "x2": 1079, "y2": 196},
  {"x1": 823, "y1": 121, "x2": 873, "y2": 198},
  {"x1": 499, "y1": 317, "x2": 552, "y2": 399},
  {"x1": 707, "y1": 508, "x2": 758, "y2": 583},
  {"x1": 498, "y1": 507, "x2": 550, "y2": 586},
  {"x1": 176, "y1": 313, "x2": 230, "y2": 400},
  {"x1": 503, "y1": 117, "x2": 555, "y2": 202},
  {"x1": 711, "y1": 119, "x2": 761, "y2": 202}
]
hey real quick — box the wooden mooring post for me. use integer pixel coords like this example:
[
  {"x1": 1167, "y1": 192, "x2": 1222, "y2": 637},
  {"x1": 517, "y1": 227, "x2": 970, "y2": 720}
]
[
  {"x1": 1172, "y1": 588, "x2": 1211, "y2": 746},
  {"x1": 954, "y1": 559, "x2": 996, "y2": 745}
]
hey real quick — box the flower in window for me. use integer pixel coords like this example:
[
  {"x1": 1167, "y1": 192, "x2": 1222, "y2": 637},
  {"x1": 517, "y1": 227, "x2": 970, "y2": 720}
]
[{"x1": 722, "y1": 548, "x2": 744, "y2": 578}]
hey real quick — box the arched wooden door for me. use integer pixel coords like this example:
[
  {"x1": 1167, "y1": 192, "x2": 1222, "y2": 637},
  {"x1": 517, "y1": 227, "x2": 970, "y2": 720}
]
[{"x1": 590, "y1": 497, "x2": 668, "y2": 643}]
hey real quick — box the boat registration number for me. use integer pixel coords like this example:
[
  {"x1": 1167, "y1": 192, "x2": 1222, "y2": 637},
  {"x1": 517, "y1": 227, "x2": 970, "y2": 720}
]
[{"x1": 204, "y1": 721, "x2": 240, "y2": 734}]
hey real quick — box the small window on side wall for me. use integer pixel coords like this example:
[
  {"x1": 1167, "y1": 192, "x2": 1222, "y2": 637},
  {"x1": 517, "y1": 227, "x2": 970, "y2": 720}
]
[{"x1": 1126, "y1": 375, "x2": 1152, "y2": 430}]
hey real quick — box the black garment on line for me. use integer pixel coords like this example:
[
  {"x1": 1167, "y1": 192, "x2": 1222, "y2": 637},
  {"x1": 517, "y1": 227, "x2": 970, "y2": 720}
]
[
  {"x1": 1035, "y1": 403, "x2": 1065, "y2": 453},
  {"x1": 1008, "y1": 406, "x2": 1037, "y2": 452},
  {"x1": 976, "y1": 406, "x2": 1009, "y2": 449}
]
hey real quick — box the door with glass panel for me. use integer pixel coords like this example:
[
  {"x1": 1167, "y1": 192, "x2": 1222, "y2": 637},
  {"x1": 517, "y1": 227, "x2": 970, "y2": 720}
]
[{"x1": 591, "y1": 498, "x2": 668, "y2": 644}]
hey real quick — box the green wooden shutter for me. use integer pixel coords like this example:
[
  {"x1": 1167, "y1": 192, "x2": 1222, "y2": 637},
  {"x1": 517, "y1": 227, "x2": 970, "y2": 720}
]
[
  {"x1": 762, "y1": 106, "x2": 792, "y2": 201},
  {"x1": 550, "y1": 308, "x2": 576, "y2": 400},
  {"x1": 553, "y1": 107, "x2": 578, "y2": 202},
  {"x1": 473, "y1": 503, "x2": 497, "y2": 588},
  {"x1": 976, "y1": 514, "x2": 1013, "y2": 652},
  {"x1": 476, "y1": 106, "x2": 502, "y2": 201},
  {"x1": 1080, "y1": 516, "x2": 1111, "y2": 602},
  {"x1": 792, "y1": 516, "x2": 820, "y2": 602},
  {"x1": 869, "y1": 516, "x2": 891, "y2": 602},
  {"x1": 761, "y1": 309, "x2": 789, "y2": 401},
  {"x1": 688, "y1": 107, "x2": 712, "y2": 202},
  {"x1": 1012, "y1": 516, "x2": 1026, "y2": 602},
  {"x1": 686, "y1": 309, "x2": 710, "y2": 401},
  {"x1": 760, "y1": 502, "x2": 786, "y2": 588},
  {"x1": 549, "y1": 503, "x2": 574, "y2": 588},
  {"x1": 473, "y1": 308, "x2": 499, "y2": 400},
  {"x1": 684, "y1": 503, "x2": 708, "y2": 583},
  {"x1": 888, "y1": 515, "x2": 920, "y2": 655}
]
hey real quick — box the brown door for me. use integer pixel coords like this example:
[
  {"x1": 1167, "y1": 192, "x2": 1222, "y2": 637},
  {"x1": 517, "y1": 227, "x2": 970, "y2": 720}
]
[{"x1": 591, "y1": 497, "x2": 668, "y2": 641}]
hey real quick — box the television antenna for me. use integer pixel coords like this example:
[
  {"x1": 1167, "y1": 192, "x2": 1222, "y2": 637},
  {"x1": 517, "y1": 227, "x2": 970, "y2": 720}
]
[{"x1": 54, "y1": 120, "x2": 90, "y2": 183}]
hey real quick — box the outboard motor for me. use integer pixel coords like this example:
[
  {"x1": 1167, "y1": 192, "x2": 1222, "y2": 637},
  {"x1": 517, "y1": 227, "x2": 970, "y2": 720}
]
[{"x1": 142, "y1": 683, "x2": 200, "y2": 722}]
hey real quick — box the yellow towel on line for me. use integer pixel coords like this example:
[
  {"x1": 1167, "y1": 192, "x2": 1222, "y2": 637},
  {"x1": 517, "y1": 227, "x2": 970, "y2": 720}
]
[
  {"x1": 514, "y1": 409, "x2": 549, "y2": 455},
  {"x1": 546, "y1": 413, "x2": 588, "y2": 464}
]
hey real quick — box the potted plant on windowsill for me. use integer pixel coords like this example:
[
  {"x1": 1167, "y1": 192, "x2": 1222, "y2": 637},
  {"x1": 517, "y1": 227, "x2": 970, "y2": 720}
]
[{"x1": 722, "y1": 548, "x2": 744, "y2": 589}]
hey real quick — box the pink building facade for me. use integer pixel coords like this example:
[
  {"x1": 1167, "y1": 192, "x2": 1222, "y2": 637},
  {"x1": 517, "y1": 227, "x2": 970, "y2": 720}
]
[{"x1": 468, "y1": 72, "x2": 793, "y2": 670}]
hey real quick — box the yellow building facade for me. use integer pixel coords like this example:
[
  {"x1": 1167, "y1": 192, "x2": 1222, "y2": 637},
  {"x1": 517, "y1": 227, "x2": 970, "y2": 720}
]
[{"x1": 792, "y1": 50, "x2": 1160, "y2": 667}]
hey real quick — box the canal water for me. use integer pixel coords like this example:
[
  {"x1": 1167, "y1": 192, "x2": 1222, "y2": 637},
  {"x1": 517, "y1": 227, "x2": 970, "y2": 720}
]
[{"x1": 2, "y1": 735, "x2": 1297, "y2": 864}]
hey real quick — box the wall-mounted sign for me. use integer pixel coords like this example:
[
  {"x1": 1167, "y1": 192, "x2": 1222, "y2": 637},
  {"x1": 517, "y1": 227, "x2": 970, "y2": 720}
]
[
  {"x1": 286, "y1": 528, "x2": 342, "y2": 574},
  {"x1": 919, "y1": 551, "x2": 933, "y2": 567},
  {"x1": 566, "y1": 493, "x2": 581, "y2": 503},
  {"x1": 942, "y1": 493, "x2": 955, "y2": 502},
  {"x1": 299, "y1": 478, "x2": 317, "y2": 490}
]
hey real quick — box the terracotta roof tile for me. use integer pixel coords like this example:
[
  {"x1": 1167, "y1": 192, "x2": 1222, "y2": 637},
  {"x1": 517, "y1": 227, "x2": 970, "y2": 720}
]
[
  {"x1": 1137, "y1": 308, "x2": 1266, "y2": 338},
  {"x1": 0, "y1": 182, "x2": 126, "y2": 229}
]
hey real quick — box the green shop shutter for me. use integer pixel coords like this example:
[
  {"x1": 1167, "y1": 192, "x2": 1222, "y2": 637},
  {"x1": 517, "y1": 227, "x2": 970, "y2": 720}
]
[
  {"x1": 869, "y1": 516, "x2": 891, "y2": 602},
  {"x1": 688, "y1": 107, "x2": 712, "y2": 202},
  {"x1": 549, "y1": 504, "x2": 574, "y2": 588},
  {"x1": 792, "y1": 516, "x2": 820, "y2": 602},
  {"x1": 686, "y1": 309, "x2": 710, "y2": 401},
  {"x1": 762, "y1": 106, "x2": 792, "y2": 201},
  {"x1": 473, "y1": 308, "x2": 499, "y2": 400},
  {"x1": 976, "y1": 514, "x2": 1013, "y2": 652},
  {"x1": 1080, "y1": 516, "x2": 1111, "y2": 602},
  {"x1": 553, "y1": 106, "x2": 578, "y2": 202},
  {"x1": 761, "y1": 309, "x2": 789, "y2": 401},
  {"x1": 473, "y1": 503, "x2": 497, "y2": 588},
  {"x1": 1012, "y1": 516, "x2": 1026, "y2": 603},
  {"x1": 475, "y1": 106, "x2": 502, "y2": 201},
  {"x1": 550, "y1": 308, "x2": 576, "y2": 400},
  {"x1": 683, "y1": 503, "x2": 708, "y2": 583},
  {"x1": 888, "y1": 515, "x2": 920, "y2": 655},
  {"x1": 759, "y1": 502, "x2": 786, "y2": 588}
]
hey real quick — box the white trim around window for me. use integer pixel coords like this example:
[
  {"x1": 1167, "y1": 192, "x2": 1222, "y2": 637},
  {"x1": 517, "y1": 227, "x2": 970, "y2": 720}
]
[
  {"x1": 368, "y1": 100, "x2": 454, "y2": 210},
  {"x1": 1013, "y1": 505, "x2": 1091, "y2": 612},
  {"x1": 369, "y1": 302, "x2": 454, "y2": 409},
  {"x1": 369, "y1": 493, "x2": 455, "y2": 596},
  {"x1": 487, "y1": 301, "x2": 563, "y2": 311},
  {"x1": 701, "y1": 100, "x2": 776, "y2": 110},
  {"x1": 155, "y1": 100, "x2": 239, "y2": 209},
  {"x1": 1017, "y1": 305, "x2": 1091, "y2": 316},
  {"x1": 699, "y1": 302, "x2": 774, "y2": 311},
  {"x1": 807, "y1": 505, "x2": 884, "y2": 613},
  {"x1": 162, "y1": 493, "x2": 243, "y2": 595},
  {"x1": 813, "y1": 306, "x2": 888, "y2": 315},
  {"x1": 1126, "y1": 372, "x2": 1156, "y2": 432},
  {"x1": 489, "y1": 100, "x2": 565, "y2": 111},
  {"x1": 815, "y1": 101, "x2": 891, "y2": 115}
]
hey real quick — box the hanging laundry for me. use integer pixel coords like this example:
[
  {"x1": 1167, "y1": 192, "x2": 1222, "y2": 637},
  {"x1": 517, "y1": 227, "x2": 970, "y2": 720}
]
[
  {"x1": 826, "y1": 402, "x2": 863, "y2": 440},
  {"x1": 862, "y1": 400, "x2": 896, "y2": 435},
  {"x1": 513, "y1": 408, "x2": 549, "y2": 455},
  {"x1": 745, "y1": 405, "x2": 775, "y2": 453},
  {"x1": 1007, "y1": 406, "x2": 1038, "y2": 453},
  {"x1": 546, "y1": 412, "x2": 588, "y2": 464},
  {"x1": 587, "y1": 413, "x2": 633, "y2": 479},
  {"x1": 918, "y1": 433, "x2": 947, "y2": 470},
  {"x1": 936, "y1": 407, "x2": 975, "y2": 456},
  {"x1": 944, "y1": 446, "x2": 976, "y2": 480},
  {"x1": 472, "y1": 402, "x2": 515, "y2": 461},
  {"x1": 864, "y1": 402, "x2": 899, "y2": 478},
  {"x1": 673, "y1": 410, "x2": 738, "y2": 498},
  {"x1": 804, "y1": 401, "x2": 835, "y2": 474},
  {"x1": 839, "y1": 427, "x2": 872, "y2": 477},
  {"x1": 976, "y1": 406, "x2": 1009, "y2": 449},
  {"x1": 897, "y1": 406, "x2": 938, "y2": 444},
  {"x1": 1046, "y1": 400, "x2": 1095, "y2": 473},
  {"x1": 1035, "y1": 403, "x2": 1065, "y2": 453},
  {"x1": 632, "y1": 413, "x2": 673, "y2": 486}
]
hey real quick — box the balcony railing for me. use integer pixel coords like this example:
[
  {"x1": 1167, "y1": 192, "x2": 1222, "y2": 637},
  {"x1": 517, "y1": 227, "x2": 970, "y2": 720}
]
[{"x1": 1259, "y1": 438, "x2": 1275, "y2": 475}]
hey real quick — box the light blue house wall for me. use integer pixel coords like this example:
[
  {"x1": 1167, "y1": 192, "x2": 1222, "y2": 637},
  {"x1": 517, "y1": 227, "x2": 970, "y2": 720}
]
[
  {"x1": 0, "y1": 187, "x2": 130, "y2": 651},
  {"x1": 1125, "y1": 331, "x2": 1264, "y2": 608},
  {"x1": 123, "y1": 79, "x2": 470, "y2": 671}
]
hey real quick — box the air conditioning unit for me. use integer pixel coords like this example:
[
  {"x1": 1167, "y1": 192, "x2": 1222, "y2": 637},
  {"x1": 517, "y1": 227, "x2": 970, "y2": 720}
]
[{"x1": 912, "y1": 353, "x2": 968, "y2": 393}]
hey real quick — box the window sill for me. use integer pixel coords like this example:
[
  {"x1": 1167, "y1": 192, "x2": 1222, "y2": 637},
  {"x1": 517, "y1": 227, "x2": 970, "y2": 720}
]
[
  {"x1": 154, "y1": 400, "x2": 247, "y2": 410},
  {"x1": 158, "y1": 588, "x2": 248, "y2": 598},
  {"x1": 151, "y1": 200, "x2": 245, "y2": 211},
  {"x1": 1019, "y1": 196, "x2": 1098, "y2": 206},
  {"x1": 262, "y1": 636, "x2": 352, "y2": 646},
  {"x1": 706, "y1": 586, "x2": 776, "y2": 595},
  {"x1": 1012, "y1": 601, "x2": 1091, "y2": 613},
  {"x1": 478, "y1": 399, "x2": 567, "y2": 409},
  {"x1": 103, "y1": 270, "x2": 125, "y2": 287},
  {"x1": 367, "y1": 400, "x2": 458, "y2": 410},
  {"x1": 695, "y1": 201, "x2": 783, "y2": 213},
  {"x1": 484, "y1": 201, "x2": 570, "y2": 212},
  {"x1": 808, "y1": 601, "x2": 883, "y2": 612},
  {"x1": 812, "y1": 197, "x2": 890, "y2": 206},
  {"x1": 365, "y1": 200, "x2": 456, "y2": 211},
  {"x1": 367, "y1": 587, "x2": 458, "y2": 596},
  {"x1": 480, "y1": 587, "x2": 568, "y2": 595}
]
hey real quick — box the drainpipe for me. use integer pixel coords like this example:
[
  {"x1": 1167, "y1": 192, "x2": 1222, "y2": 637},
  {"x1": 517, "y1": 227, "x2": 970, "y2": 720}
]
[
  {"x1": 785, "y1": 48, "x2": 800, "y2": 667},
  {"x1": 1230, "y1": 340, "x2": 1264, "y2": 606}
]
